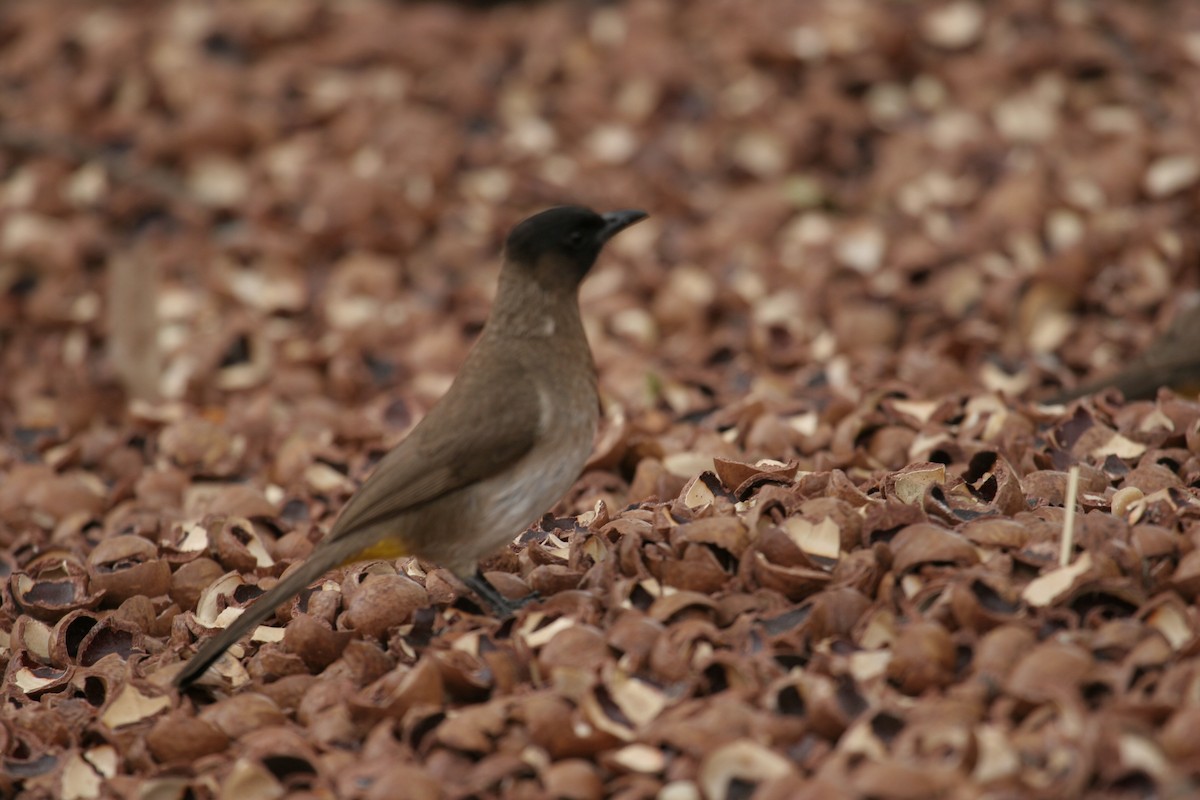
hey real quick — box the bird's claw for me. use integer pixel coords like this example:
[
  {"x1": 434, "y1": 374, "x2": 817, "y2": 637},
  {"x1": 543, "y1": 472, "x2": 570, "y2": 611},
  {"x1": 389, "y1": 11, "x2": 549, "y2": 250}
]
[{"x1": 464, "y1": 572, "x2": 541, "y2": 618}]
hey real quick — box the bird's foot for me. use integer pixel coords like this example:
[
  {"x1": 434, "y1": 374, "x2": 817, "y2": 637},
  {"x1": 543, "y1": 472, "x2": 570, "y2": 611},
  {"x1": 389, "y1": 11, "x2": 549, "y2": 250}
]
[{"x1": 464, "y1": 572, "x2": 540, "y2": 618}]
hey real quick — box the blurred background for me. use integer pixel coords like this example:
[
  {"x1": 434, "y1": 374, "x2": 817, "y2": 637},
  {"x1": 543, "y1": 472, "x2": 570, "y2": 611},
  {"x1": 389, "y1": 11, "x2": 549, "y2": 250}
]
[
  {"x1": 3, "y1": 0, "x2": 1199, "y2": 450},
  {"x1": 4, "y1": 3, "x2": 1200, "y2": 797}
]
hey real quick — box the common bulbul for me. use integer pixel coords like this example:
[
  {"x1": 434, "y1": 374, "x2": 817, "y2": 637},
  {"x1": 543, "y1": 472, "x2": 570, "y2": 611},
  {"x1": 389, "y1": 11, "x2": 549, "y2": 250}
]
[
  {"x1": 1048, "y1": 292, "x2": 1200, "y2": 402},
  {"x1": 175, "y1": 206, "x2": 648, "y2": 686}
]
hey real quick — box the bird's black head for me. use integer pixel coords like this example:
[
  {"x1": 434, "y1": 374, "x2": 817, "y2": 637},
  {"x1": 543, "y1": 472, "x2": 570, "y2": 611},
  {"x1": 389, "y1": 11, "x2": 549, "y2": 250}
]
[{"x1": 504, "y1": 206, "x2": 648, "y2": 288}]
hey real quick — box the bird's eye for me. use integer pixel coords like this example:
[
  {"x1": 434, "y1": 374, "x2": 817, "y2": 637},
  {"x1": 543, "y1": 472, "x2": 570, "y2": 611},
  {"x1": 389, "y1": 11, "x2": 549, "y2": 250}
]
[{"x1": 565, "y1": 231, "x2": 585, "y2": 248}]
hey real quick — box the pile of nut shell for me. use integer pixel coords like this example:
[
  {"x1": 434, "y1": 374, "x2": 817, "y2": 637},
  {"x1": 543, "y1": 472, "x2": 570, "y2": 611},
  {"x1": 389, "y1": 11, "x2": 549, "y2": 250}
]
[{"x1": 3, "y1": 1, "x2": 1200, "y2": 798}]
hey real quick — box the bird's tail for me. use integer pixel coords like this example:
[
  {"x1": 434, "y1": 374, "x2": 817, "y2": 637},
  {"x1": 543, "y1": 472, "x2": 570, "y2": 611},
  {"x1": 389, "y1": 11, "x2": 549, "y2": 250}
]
[{"x1": 173, "y1": 536, "x2": 363, "y2": 687}]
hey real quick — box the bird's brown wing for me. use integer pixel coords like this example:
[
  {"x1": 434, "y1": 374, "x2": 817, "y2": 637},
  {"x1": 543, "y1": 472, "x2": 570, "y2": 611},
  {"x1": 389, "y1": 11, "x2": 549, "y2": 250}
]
[
  {"x1": 174, "y1": 354, "x2": 541, "y2": 687},
  {"x1": 326, "y1": 356, "x2": 541, "y2": 541}
]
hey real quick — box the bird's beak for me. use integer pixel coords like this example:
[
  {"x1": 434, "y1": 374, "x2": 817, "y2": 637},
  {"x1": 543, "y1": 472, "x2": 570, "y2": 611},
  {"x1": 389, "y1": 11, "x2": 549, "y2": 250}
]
[{"x1": 599, "y1": 209, "x2": 649, "y2": 243}]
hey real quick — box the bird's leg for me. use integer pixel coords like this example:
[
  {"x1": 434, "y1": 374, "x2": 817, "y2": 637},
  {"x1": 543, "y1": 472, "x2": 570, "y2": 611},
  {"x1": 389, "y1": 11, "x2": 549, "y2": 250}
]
[{"x1": 463, "y1": 571, "x2": 539, "y2": 618}]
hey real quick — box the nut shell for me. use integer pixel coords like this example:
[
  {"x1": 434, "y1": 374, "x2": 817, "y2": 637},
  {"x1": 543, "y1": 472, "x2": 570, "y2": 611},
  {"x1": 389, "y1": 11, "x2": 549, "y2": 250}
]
[
  {"x1": 146, "y1": 711, "x2": 230, "y2": 764},
  {"x1": 87, "y1": 535, "x2": 170, "y2": 605},
  {"x1": 341, "y1": 574, "x2": 428, "y2": 639}
]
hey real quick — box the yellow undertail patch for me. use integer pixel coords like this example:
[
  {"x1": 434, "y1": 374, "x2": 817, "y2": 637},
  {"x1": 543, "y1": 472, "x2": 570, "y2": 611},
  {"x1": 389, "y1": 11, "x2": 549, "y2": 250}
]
[{"x1": 343, "y1": 539, "x2": 409, "y2": 565}]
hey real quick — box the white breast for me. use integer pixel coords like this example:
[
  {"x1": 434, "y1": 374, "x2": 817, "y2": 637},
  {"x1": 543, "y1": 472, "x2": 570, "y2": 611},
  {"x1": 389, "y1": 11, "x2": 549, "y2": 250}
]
[{"x1": 468, "y1": 380, "x2": 595, "y2": 563}]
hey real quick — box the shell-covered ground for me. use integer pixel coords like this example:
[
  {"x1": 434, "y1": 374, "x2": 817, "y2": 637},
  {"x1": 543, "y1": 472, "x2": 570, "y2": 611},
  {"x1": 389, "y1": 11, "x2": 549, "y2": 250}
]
[{"x1": 3, "y1": 1, "x2": 1200, "y2": 798}]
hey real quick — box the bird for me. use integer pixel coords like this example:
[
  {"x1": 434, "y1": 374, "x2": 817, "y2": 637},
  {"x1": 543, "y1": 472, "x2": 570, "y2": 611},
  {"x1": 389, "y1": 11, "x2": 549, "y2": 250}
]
[
  {"x1": 174, "y1": 205, "x2": 648, "y2": 687},
  {"x1": 1046, "y1": 291, "x2": 1200, "y2": 403}
]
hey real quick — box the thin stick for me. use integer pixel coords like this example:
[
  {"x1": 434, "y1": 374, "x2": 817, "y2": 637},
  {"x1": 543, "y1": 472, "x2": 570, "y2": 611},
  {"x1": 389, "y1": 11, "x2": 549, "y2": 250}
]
[{"x1": 1060, "y1": 465, "x2": 1080, "y2": 567}]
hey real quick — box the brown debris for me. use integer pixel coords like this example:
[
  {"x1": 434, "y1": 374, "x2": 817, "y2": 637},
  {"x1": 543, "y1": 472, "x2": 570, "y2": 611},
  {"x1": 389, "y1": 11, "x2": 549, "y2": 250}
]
[{"x1": 3, "y1": 0, "x2": 1200, "y2": 796}]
